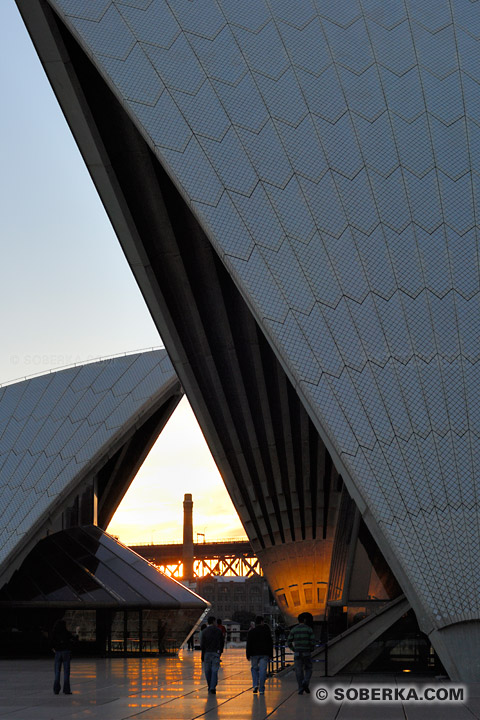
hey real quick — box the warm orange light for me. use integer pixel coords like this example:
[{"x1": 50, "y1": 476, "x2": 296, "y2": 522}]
[{"x1": 153, "y1": 557, "x2": 261, "y2": 578}]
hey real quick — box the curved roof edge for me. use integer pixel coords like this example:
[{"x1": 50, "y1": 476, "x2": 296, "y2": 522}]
[{"x1": 0, "y1": 350, "x2": 182, "y2": 585}]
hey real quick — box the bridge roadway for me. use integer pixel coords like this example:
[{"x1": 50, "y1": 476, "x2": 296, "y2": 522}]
[{"x1": 129, "y1": 540, "x2": 254, "y2": 565}]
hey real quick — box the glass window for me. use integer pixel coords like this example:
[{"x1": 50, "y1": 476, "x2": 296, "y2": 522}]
[{"x1": 291, "y1": 589, "x2": 300, "y2": 607}]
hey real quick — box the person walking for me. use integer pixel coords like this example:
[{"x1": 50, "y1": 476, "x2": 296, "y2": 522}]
[
  {"x1": 216, "y1": 618, "x2": 227, "y2": 646},
  {"x1": 201, "y1": 616, "x2": 224, "y2": 694},
  {"x1": 246, "y1": 615, "x2": 273, "y2": 695},
  {"x1": 287, "y1": 613, "x2": 315, "y2": 695},
  {"x1": 198, "y1": 623, "x2": 207, "y2": 650},
  {"x1": 51, "y1": 619, "x2": 76, "y2": 695},
  {"x1": 217, "y1": 618, "x2": 227, "y2": 657}
]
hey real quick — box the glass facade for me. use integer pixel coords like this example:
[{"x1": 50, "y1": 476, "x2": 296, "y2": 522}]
[{"x1": 0, "y1": 526, "x2": 208, "y2": 656}]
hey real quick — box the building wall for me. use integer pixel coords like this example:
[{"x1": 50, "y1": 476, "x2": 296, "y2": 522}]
[{"x1": 194, "y1": 576, "x2": 279, "y2": 629}]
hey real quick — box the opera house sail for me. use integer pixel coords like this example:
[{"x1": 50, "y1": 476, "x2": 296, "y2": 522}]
[
  {"x1": 12, "y1": 0, "x2": 480, "y2": 679},
  {"x1": 0, "y1": 351, "x2": 209, "y2": 653}
]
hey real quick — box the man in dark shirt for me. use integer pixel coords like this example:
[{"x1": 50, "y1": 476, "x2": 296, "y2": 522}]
[
  {"x1": 51, "y1": 619, "x2": 76, "y2": 695},
  {"x1": 246, "y1": 615, "x2": 273, "y2": 694},
  {"x1": 200, "y1": 616, "x2": 224, "y2": 694}
]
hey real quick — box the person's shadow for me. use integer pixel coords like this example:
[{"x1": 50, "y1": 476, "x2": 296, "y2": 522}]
[
  {"x1": 251, "y1": 693, "x2": 267, "y2": 718},
  {"x1": 204, "y1": 693, "x2": 219, "y2": 719}
]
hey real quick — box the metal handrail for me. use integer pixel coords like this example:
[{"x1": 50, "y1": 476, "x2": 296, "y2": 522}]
[
  {"x1": 267, "y1": 641, "x2": 329, "y2": 675},
  {"x1": 0, "y1": 345, "x2": 164, "y2": 388}
]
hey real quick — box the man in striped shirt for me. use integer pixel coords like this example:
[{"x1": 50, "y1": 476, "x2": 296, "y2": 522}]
[{"x1": 287, "y1": 613, "x2": 316, "y2": 695}]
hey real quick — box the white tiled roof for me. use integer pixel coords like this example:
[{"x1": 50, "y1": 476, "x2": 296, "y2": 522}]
[
  {"x1": 0, "y1": 350, "x2": 177, "y2": 572},
  {"x1": 44, "y1": 0, "x2": 480, "y2": 630}
]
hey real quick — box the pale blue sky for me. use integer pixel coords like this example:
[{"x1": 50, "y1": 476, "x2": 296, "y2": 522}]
[{"x1": 0, "y1": 2, "x2": 246, "y2": 544}]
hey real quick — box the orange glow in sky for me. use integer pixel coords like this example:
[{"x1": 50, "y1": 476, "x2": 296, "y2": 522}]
[{"x1": 107, "y1": 397, "x2": 247, "y2": 546}]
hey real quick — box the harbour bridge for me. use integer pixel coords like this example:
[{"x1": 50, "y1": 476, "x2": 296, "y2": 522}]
[{"x1": 129, "y1": 538, "x2": 262, "y2": 579}]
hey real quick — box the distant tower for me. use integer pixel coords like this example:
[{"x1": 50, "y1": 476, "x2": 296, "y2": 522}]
[{"x1": 182, "y1": 493, "x2": 194, "y2": 581}]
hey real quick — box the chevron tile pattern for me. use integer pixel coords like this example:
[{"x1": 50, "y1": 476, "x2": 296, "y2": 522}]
[
  {"x1": 0, "y1": 350, "x2": 176, "y2": 569},
  {"x1": 46, "y1": 0, "x2": 480, "y2": 631}
]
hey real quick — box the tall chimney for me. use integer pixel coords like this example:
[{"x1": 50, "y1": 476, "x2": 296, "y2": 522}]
[{"x1": 182, "y1": 493, "x2": 194, "y2": 581}]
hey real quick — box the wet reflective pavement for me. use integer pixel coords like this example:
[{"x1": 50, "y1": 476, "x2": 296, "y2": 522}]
[{"x1": 1, "y1": 648, "x2": 479, "y2": 719}]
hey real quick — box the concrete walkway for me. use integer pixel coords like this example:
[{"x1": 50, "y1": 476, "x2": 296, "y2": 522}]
[{"x1": 0, "y1": 648, "x2": 479, "y2": 719}]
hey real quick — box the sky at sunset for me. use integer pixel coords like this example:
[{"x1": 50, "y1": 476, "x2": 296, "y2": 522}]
[
  {"x1": 107, "y1": 397, "x2": 247, "y2": 545},
  {"x1": 0, "y1": 2, "x2": 246, "y2": 546}
]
